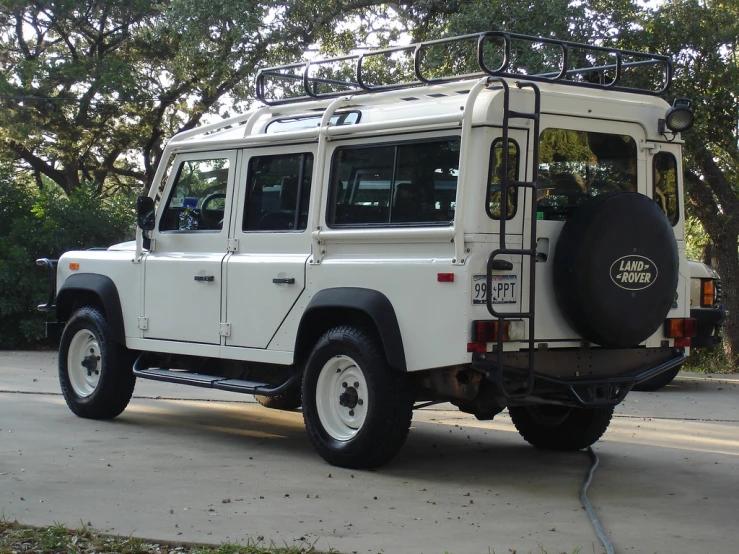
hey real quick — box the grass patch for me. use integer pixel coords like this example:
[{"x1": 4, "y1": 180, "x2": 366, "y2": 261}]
[
  {"x1": 683, "y1": 346, "x2": 736, "y2": 374},
  {"x1": 1, "y1": 521, "x2": 591, "y2": 554},
  {"x1": 0, "y1": 520, "x2": 330, "y2": 554}
]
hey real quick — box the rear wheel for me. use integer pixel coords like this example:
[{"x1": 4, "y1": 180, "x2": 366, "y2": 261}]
[
  {"x1": 632, "y1": 365, "x2": 681, "y2": 392},
  {"x1": 509, "y1": 404, "x2": 613, "y2": 451},
  {"x1": 302, "y1": 326, "x2": 413, "y2": 469},
  {"x1": 59, "y1": 306, "x2": 136, "y2": 419}
]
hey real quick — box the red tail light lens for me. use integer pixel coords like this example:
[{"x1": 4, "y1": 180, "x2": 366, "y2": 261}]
[
  {"x1": 683, "y1": 318, "x2": 697, "y2": 338},
  {"x1": 473, "y1": 320, "x2": 510, "y2": 342},
  {"x1": 664, "y1": 318, "x2": 697, "y2": 338}
]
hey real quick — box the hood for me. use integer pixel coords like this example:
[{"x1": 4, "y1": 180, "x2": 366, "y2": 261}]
[
  {"x1": 687, "y1": 259, "x2": 720, "y2": 280},
  {"x1": 107, "y1": 240, "x2": 136, "y2": 252}
]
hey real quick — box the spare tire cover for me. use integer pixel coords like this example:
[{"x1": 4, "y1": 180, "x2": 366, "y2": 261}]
[{"x1": 553, "y1": 191, "x2": 678, "y2": 348}]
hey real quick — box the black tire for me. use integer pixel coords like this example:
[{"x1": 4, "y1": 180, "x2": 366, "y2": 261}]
[
  {"x1": 254, "y1": 392, "x2": 302, "y2": 411},
  {"x1": 632, "y1": 365, "x2": 681, "y2": 392},
  {"x1": 301, "y1": 326, "x2": 413, "y2": 469},
  {"x1": 59, "y1": 306, "x2": 136, "y2": 419},
  {"x1": 509, "y1": 405, "x2": 614, "y2": 451}
]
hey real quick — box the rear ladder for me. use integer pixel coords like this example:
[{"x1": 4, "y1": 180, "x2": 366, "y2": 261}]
[{"x1": 485, "y1": 79, "x2": 541, "y2": 398}]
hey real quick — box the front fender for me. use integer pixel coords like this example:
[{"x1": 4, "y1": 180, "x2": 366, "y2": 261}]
[{"x1": 56, "y1": 273, "x2": 126, "y2": 344}]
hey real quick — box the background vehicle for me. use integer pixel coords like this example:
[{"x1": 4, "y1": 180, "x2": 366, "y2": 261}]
[
  {"x1": 39, "y1": 32, "x2": 698, "y2": 468},
  {"x1": 633, "y1": 260, "x2": 725, "y2": 391}
]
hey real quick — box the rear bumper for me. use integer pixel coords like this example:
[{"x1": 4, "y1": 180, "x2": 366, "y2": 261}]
[
  {"x1": 473, "y1": 346, "x2": 686, "y2": 407},
  {"x1": 691, "y1": 306, "x2": 726, "y2": 349}
]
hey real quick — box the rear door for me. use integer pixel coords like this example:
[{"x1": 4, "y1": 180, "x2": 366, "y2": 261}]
[{"x1": 525, "y1": 117, "x2": 648, "y2": 341}]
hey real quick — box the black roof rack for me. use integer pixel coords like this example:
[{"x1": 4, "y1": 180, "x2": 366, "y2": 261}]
[{"x1": 256, "y1": 31, "x2": 672, "y2": 106}]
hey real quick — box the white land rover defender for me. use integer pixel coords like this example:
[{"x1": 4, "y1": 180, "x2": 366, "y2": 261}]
[{"x1": 38, "y1": 32, "x2": 699, "y2": 468}]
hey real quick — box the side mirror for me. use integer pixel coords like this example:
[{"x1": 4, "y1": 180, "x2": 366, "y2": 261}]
[{"x1": 136, "y1": 196, "x2": 156, "y2": 231}]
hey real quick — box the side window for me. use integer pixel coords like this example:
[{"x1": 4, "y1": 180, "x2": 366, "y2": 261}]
[
  {"x1": 537, "y1": 129, "x2": 637, "y2": 221},
  {"x1": 487, "y1": 138, "x2": 519, "y2": 220},
  {"x1": 328, "y1": 138, "x2": 460, "y2": 226},
  {"x1": 243, "y1": 153, "x2": 313, "y2": 232},
  {"x1": 160, "y1": 158, "x2": 229, "y2": 231},
  {"x1": 654, "y1": 152, "x2": 679, "y2": 226}
]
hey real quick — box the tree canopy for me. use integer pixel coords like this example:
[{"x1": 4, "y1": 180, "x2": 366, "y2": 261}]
[{"x1": 0, "y1": 0, "x2": 398, "y2": 194}]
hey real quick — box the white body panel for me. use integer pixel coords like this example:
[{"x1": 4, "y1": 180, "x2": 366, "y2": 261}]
[{"x1": 54, "y1": 77, "x2": 691, "y2": 373}]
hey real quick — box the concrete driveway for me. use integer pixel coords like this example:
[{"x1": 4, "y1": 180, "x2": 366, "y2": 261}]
[{"x1": 1, "y1": 350, "x2": 737, "y2": 554}]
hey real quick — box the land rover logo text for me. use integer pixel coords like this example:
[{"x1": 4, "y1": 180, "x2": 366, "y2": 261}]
[{"x1": 609, "y1": 255, "x2": 659, "y2": 291}]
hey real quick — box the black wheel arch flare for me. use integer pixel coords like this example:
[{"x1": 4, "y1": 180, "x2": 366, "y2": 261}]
[
  {"x1": 56, "y1": 273, "x2": 126, "y2": 345},
  {"x1": 299, "y1": 287, "x2": 407, "y2": 371}
]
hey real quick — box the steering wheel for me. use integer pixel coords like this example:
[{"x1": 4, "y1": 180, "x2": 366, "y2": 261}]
[{"x1": 200, "y1": 193, "x2": 226, "y2": 228}]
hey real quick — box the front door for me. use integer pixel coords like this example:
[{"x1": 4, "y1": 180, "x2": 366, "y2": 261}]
[
  {"x1": 224, "y1": 147, "x2": 315, "y2": 350},
  {"x1": 143, "y1": 150, "x2": 237, "y2": 344}
]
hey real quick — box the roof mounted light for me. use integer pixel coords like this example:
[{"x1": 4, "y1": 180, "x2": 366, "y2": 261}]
[{"x1": 659, "y1": 97, "x2": 694, "y2": 134}]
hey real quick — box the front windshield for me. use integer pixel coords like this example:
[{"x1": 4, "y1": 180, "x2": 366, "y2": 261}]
[{"x1": 537, "y1": 129, "x2": 637, "y2": 221}]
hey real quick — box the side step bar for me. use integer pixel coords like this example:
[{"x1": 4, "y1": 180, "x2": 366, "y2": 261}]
[{"x1": 133, "y1": 356, "x2": 301, "y2": 397}]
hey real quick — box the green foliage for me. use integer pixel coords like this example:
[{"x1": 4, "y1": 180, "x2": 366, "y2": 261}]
[
  {"x1": 0, "y1": 173, "x2": 135, "y2": 348},
  {"x1": 683, "y1": 345, "x2": 734, "y2": 374}
]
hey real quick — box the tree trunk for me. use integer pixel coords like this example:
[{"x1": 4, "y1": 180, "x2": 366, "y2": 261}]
[{"x1": 709, "y1": 232, "x2": 739, "y2": 365}]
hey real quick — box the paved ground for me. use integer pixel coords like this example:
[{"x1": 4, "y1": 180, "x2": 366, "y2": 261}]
[{"x1": 1, "y1": 350, "x2": 738, "y2": 554}]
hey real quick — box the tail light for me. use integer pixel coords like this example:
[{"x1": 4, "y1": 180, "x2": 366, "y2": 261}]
[
  {"x1": 473, "y1": 320, "x2": 510, "y2": 342},
  {"x1": 664, "y1": 318, "x2": 697, "y2": 339},
  {"x1": 468, "y1": 320, "x2": 525, "y2": 352}
]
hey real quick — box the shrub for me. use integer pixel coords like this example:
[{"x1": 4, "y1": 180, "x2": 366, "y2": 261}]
[{"x1": 0, "y1": 176, "x2": 136, "y2": 348}]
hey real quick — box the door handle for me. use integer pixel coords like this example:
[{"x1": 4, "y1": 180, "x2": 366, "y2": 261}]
[
  {"x1": 272, "y1": 277, "x2": 296, "y2": 284},
  {"x1": 194, "y1": 275, "x2": 215, "y2": 282}
]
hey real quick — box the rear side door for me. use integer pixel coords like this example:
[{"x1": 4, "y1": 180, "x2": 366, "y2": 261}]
[{"x1": 223, "y1": 146, "x2": 315, "y2": 350}]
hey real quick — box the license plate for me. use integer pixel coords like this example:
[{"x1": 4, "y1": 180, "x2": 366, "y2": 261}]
[{"x1": 472, "y1": 274, "x2": 517, "y2": 305}]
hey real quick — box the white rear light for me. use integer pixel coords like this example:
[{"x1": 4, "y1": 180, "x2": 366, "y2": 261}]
[{"x1": 508, "y1": 320, "x2": 525, "y2": 341}]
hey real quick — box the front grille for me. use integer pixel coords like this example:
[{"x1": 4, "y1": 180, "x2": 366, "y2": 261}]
[{"x1": 715, "y1": 280, "x2": 722, "y2": 306}]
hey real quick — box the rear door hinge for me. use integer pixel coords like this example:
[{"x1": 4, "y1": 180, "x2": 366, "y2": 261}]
[
  {"x1": 227, "y1": 238, "x2": 239, "y2": 253},
  {"x1": 640, "y1": 140, "x2": 661, "y2": 153},
  {"x1": 138, "y1": 317, "x2": 148, "y2": 330},
  {"x1": 219, "y1": 323, "x2": 231, "y2": 337}
]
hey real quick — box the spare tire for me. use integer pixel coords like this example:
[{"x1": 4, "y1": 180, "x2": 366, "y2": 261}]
[{"x1": 553, "y1": 191, "x2": 678, "y2": 348}]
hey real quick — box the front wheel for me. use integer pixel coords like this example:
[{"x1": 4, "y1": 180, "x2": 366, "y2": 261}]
[
  {"x1": 59, "y1": 306, "x2": 136, "y2": 419},
  {"x1": 508, "y1": 404, "x2": 614, "y2": 451},
  {"x1": 302, "y1": 326, "x2": 413, "y2": 469}
]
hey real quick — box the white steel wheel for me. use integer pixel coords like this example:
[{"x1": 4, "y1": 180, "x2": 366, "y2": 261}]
[
  {"x1": 302, "y1": 325, "x2": 414, "y2": 469},
  {"x1": 315, "y1": 355, "x2": 368, "y2": 441},
  {"x1": 66, "y1": 329, "x2": 102, "y2": 397},
  {"x1": 59, "y1": 306, "x2": 136, "y2": 420}
]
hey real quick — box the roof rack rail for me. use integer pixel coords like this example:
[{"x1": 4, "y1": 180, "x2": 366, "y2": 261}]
[{"x1": 256, "y1": 31, "x2": 672, "y2": 106}]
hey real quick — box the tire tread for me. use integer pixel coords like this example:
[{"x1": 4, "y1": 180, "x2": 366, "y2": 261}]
[
  {"x1": 59, "y1": 306, "x2": 136, "y2": 420},
  {"x1": 302, "y1": 325, "x2": 413, "y2": 469},
  {"x1": 509, "y1": 405, "x2": 613, "y2": 451}
]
